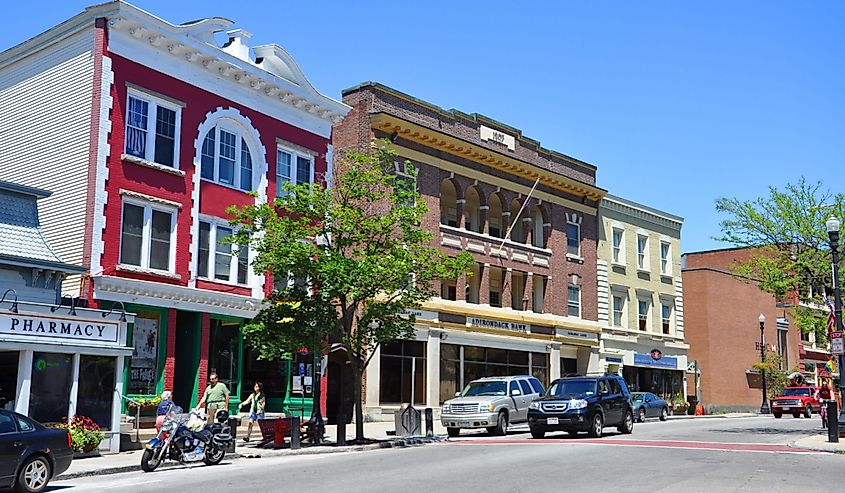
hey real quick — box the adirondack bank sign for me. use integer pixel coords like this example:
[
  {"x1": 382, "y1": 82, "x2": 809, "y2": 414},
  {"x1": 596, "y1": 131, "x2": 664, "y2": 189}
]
[{"x1": 0, "y1": 312, "x2": 119, "y2": 344}]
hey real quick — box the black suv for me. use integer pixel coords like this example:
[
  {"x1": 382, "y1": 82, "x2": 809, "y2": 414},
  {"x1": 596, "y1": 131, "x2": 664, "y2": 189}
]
[{"x1": 527, "y1": 375, "x2": 634, "y2": 438}]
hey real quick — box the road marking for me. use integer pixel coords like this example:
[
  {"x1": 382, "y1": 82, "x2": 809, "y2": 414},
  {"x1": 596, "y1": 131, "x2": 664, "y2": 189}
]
[
  {"x1": 447, "y1": 438, "x2": 824, "y2": 454},
  {"x1": 85, "y1": 479, "x2": 162, "y2": 490}
]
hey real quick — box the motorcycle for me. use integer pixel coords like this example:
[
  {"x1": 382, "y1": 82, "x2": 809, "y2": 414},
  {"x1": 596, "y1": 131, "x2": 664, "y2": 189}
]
[{"x1": 141, "y1": 404, "x2": 234, "y2": 472}]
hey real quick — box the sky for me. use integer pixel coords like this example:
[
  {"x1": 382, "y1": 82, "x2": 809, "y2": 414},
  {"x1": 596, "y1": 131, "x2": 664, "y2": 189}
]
[{"x1": 3, "y1": 1, "x2": 843, "y2": 253}]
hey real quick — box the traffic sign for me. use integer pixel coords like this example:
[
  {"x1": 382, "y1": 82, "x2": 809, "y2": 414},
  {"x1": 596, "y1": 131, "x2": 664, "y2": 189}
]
[{"x1": 832, "y1": 333, "x2": 844, "y2": 356}]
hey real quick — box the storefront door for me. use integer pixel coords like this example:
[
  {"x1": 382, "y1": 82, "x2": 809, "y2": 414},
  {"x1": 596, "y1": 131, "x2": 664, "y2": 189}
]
[
  {"x1": 208, "y1": 319, "x2": 242, "y2": 411},
  {"x1": 29, "y1": 352, "x2": 72, "y2": 424},
  {"x1": 173, "y1": 312, "x2": 200, "y2": 409},
  {"x1": 0, "y1": 351, "x2": 17, "y2": 410}
]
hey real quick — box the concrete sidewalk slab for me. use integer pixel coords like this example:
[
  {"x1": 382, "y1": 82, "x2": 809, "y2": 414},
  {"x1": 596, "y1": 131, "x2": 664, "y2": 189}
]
[{"x1": 789, "y1": 433, "x2": 845, "y2": 453}]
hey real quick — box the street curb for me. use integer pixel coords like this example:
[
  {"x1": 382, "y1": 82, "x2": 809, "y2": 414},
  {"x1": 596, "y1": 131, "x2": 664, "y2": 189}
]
[
  {"x1": 787, "y1": 439, "x2": 845, "y2": 454},
  {"x1": 55, "y1": 436, "x2": 445, "y2": 481}
]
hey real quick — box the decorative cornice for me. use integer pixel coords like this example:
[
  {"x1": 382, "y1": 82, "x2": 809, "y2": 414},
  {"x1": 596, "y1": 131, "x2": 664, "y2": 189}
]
[
  {"x1": 371, "y1": 113, "x2": 606, "y2": 203},
  {"x1": 106, "y1": 6, "x2": 349, "y2": 125},
  {"x1": 601, "y1": 195, "x2": 683, "y2": 231},
  {"x1": 92, "y1": 275, "x2": 261, "y2": 319}
]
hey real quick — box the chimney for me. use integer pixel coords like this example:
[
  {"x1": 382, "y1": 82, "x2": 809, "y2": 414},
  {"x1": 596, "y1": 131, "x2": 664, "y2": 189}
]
[{"x1": 222, "y1": 29, "x2": 252, "y2": 62}]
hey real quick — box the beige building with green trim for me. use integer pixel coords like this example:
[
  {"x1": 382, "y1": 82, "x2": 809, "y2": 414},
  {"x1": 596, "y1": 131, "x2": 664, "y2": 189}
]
[{"x1": 597, "y1": 195, "x2": 688, "y2": 401}]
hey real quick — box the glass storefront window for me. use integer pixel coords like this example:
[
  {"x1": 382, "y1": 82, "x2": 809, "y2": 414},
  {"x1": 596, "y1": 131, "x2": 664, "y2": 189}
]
[
  {"x1": 242, "y1": 347, "x2": 288, "y2": 401},
  {"x1": 622, "y1": 366, "x2": 684, "y2": 399},
  {"x1": 530, "y1": 353, "x2": 548, "y2": 386},
  {"x1": 0, "y1": 351, "x2": 18, "y2": 411},
  {"x1": 77, "y1": 355, "x2": 115, "y2": 430},
  {"x1": 439, "y1": 344, "x2": 460, "y2": 404},
  {"x1": 209, "y1": 319, "x2": 241, "y2": 398},
  {"x1": 379, "y1": 341, "x2": 426, "y2": 404},
  {"x1": 29, "y1": 352, "x2": 72, "y2": 424}
]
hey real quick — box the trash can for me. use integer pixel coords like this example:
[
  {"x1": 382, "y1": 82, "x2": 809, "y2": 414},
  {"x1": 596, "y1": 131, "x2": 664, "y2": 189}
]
[{"x1": 394, "y1": 403, "x2": 421, "y2": 436}]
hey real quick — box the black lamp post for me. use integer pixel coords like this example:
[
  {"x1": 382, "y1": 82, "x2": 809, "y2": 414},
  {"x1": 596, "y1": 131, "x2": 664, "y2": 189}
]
[
  {"x1": 758, "y1": 313, "x2": 770, "y2": 414},
  {"x1": 825, "y1": 215, "x2": 845, "y2": 431}
]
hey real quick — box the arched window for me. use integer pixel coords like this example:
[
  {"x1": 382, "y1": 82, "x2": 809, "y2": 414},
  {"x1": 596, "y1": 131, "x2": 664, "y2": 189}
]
[
  {"x1": 532, "y1": 206, "x2": 546, "y2": 248},
  {"x1": 488, "y1": 193, "x2": 503, "y2": 238},
  {"x1": 440, "y1": 179, "x2": 458, "y2": 227},
  {"x1": 200, "y1": 124, "x2": 254, "y2": 192},
  {"x1": 509, "y1": 199, "x2": 524, "y2": 243},
  {"x1": 465, "y1": 186, "x2": 483, "y2": 233}
]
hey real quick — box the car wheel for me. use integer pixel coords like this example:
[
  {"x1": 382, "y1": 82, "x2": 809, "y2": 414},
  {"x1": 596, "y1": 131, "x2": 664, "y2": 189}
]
[
  {"x1": 587, "y1": 413, "x2": 603, "y2": 438},
  {"x1": 15, "y1": 455, "x2": 51, "y2": 493},
  {"x1": 804, "y1": 404, "x2": 812, "y2": 418},
  {"x1": 491, "y1": 412, "x2": 508, "y2": 436},
  {"x1": 530, "y1": 428, "x2": 545, "y2": 439},
  {"x1": 638, "y1": 408, "x2": 646, "y2": 423},
  {"x1": 773, "y1": 412, "x2": 782, "y2": 418},
  {"x1": 792, "y1": 413, "x2": 801, "y2": 418},
  {"x1": 659, "y1": 407, "x2": 669, "y2": 421},
  {"x1": 618, "y1": 410, "x2": 634, "y2": 434},
  {"x1": 446, "y1": 427, "x2": 460, "y2": 438}
]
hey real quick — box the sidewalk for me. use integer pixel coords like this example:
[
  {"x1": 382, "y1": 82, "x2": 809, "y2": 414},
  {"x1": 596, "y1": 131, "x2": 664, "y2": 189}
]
[
  {"x1": 790, "y1": 432, "x2": 845, "y2": 453},
  {"x1": 57, "y1": 420, "x2": 445, "y2": 480}
]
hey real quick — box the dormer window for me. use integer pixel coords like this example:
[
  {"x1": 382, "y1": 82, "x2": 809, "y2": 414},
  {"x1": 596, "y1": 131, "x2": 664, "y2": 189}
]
[{"x1": 200, "y1": 126, "x2": 254, "y2": 192}]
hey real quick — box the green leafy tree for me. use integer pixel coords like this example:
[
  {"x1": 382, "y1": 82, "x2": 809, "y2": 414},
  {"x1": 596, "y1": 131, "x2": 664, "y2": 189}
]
[
  {"x1": 751, "y1": 353, "x2": 793, "y2": 401},
  {"x1": 230, "y1": 142, "x2": 474, "y2": 441},
  {"x1": 715, "y1": 178, "x2": 845, "y2": 341}
]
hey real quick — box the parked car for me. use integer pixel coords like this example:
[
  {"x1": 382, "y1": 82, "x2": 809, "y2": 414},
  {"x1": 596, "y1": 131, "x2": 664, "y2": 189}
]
[
  {"x1": 631, "y1": 392, "x2": 669, "y2": 422},
  {"x1": 527, "y1": 374, "x2": 634, "y2": 439},
  {"x1": 441, "y1": 375, "x2": 545, "y2": 437},
  {"x1": 0, "y1": 410, "x2": 74, "y2": 493},
  {"x1": 770, "y1": 386, "x2": 819, "y2": 419}
]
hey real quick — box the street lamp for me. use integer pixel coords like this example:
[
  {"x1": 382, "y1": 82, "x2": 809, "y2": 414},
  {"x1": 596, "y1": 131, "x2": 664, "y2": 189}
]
[
  {"x1": 825, "y1": 215, "x2": 845, "y2": 432},
  {"x1": 758, "y1": 313, "x2": 770, "y2": 414}
]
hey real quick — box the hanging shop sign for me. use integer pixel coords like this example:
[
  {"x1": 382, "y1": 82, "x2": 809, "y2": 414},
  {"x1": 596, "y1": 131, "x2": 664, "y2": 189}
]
[
  {"x1": 468, "y1": 316, "x2": 528, "y2": 333},
  {"x1": 0, "y1": 312, "x2": 119, "y2": 344},
  {"x1": 633, "y1": 349, "x2": 678, "y2": 369},
  {"x1": 402, "y1": 309, "x2": 438, "y2": 322}
]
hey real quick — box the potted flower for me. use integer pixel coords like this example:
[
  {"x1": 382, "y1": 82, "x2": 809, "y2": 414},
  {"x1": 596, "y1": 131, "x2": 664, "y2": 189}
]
[
  {"x1": 66, "y1": 415, "x2": 105, "y2": 453},
  {"x1": 671, "y1": 395, "x2": 690, "y2": 414},
  {"x1": 126, "y1": 396, "x2": 162, "y2": 412}
]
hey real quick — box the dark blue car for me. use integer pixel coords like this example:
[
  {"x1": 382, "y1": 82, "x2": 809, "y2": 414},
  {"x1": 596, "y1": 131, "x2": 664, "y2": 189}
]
[
  {"x1": 0, "y1": 410, "x2": 74, "y2": 492},
  {"x1": 631, "y1": 392, "x2": 669, "y2": 422}
]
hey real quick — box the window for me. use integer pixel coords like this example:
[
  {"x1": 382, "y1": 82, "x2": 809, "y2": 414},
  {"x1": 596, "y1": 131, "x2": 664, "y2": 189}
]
[
  {"x1": 489, "y1": 266, "x2": 503, "y2": 307},
  {"x1": 532, "y1": 275, "x2": 546, "y2": 313},
  {"x1": 276, "y1": 147, "x2": 314, "y2": 196},
  {"x1": 518, "y1": 379, "x2": 533, "y2": 395},
  {"x1": 567, "y1": 285, "x2": 581, "y2": 317},
  {"x1": 119, "y1": 202, "x2": 175, "y2": 272},
  {"x1": 509, "y1": 380, "x2": 520, "y2": 395},
  {"x1": 440, "y1": 180, "x2": 459, "y2": 227},
  {"x1": 511, "y1": 271, "x2": 526, "y2": 310},
  {"x1": 529, "y1": 378, "x2": 544, "y2": 394},
  {"x1": 198, "y1": 220, "x2": 250, "y2": 284},
  {"x1": 567, "y1": 222, "x2": 580, "y2": 256},
  {"x1": 612, "y1": 294, "x2": 625, "y2": 327},
  {"x1": 637, "y1": 234, "x2": 649, "y2": 270},
  {"x1": 638, "y1": 299, "x2": 650, "y2": 331},
  {"x1": 661, "y1": 302, "x2": 672, "y2": 335},
  {"x1": 0, "y1": 413, "x2": 15, "y2": 434},
  {"x1": 380, "y1": 341, "x2": 426, "y2": 405},
  {"x1": 441, "y1": 280, "x2": 457, "y2": 301},
  {"x1": 608, "y1": 378, "x2": 622, "y2": 395},
  {"x1": 467, "y1": 264, "x2": 481, "y2": 304},
  {"x1": 465, "y1": 187, "x2": 482, "y2": 233},
  {"x1": 660, "y1": 241, "x2": 671, "y2": 275},
  {"x1": 488, "y1": 194, "x2": 503, "y2": 238},
  {"x1": 532, "y1": 206, "x2": 546, "y2": 248},
  {"x1": 200, "y1": 126, "x2": 254, "y2": 191},
  {"x1": 14, "y1": 415, "x2": 34, "y2": 433},
  {"x1": 125, "y1": 92, "x2": 180, "y2": 168},
  {"x1": 612, "y1": 228, "x2": 624, "y2": 264}
]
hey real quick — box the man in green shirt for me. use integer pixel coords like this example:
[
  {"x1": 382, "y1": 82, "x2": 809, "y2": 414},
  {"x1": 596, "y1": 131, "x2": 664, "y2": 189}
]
[{"x1": 198, "y1": 372, "x2": 230, "y2": 424}]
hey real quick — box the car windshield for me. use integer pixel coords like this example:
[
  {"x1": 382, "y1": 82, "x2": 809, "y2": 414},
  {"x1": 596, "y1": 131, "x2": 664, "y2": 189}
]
[
  {"x1": 548, "y1": 380, "x2": 597, "y2": 398},
  {"x1": 462, "y1": 381, "x2": 507, "y2": 397},
  {"x1": 632, "y1": 393, "x2": 645, "y2": 402},
  {"x1": 782, "y1": 388, "x2": 810, "y2": 397}
]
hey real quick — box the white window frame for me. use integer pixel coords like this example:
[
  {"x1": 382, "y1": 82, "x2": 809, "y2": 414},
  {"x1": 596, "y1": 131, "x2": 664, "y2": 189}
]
[
  {"x1": 197, "y1": 218, "x2": 250, "y2": 286},
  {"x1": 660, "y1": 240, "x2": 671, "y2": 276},
  {"x1": 566, "y1": 221, "x2": 581, "y2": 257},
  {"x1": 118, "y1": 199, "x2": 177, "y2": 273},
  {"x1": 124, "y1": 89, "x2": 182, "y2": 168},
  {"x1": 611, "y1": 227, "x2": 625, "y2": 265},
  {"x1": 276, "y1": 145, "x2": 315, "y2": 196},
  {"x1": 637, "y1": 297, "x2": 650, "y2": 331},
  {"x1": 611, "y1": 291, "x2": 627, "y2": 328},
  {"x1": 567, "y1": 284, "x2": 581, "y2": 318},
  {"x1": 201, "y1": 124, "x2": 256, "y2": 192},
  {"x1": 637, "y1": 234, "x2": 649, "y2": 271},
  {"x1": 660, "y1": 300, "x2": 673, "y2": 335}
]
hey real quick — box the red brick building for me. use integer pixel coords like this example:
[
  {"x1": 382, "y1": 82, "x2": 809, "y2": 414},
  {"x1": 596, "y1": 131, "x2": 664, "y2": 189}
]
[
  {"x1": 334, "y1": 82, "x2": 606, "y2": 419},
  {"x1": 0, "y1": 1, "x2": 349, "y2": 419},
  {"x1": 682, "y1": 247, "x2": 832, "y2": 411}
]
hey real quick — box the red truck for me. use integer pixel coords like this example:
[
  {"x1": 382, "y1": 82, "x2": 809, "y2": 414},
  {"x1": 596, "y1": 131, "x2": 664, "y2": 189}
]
[{"x1": 770, "y1": 386, "x2": 819, "y2": 418}]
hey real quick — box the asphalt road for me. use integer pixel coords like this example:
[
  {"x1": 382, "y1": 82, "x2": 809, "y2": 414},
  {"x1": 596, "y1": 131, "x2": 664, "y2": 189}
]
[{"x1": 49, "y1": 415, "x2": 845, "y2": 493}]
